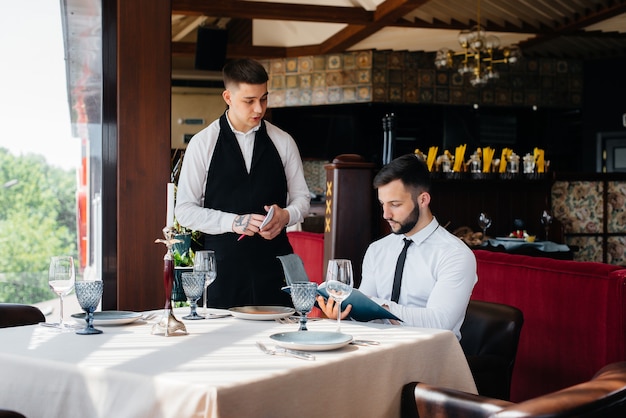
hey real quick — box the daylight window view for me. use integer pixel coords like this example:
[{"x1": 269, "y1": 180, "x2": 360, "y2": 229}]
[{"x1": 0, "y1": 1, "x2": 85, "y2": 310}]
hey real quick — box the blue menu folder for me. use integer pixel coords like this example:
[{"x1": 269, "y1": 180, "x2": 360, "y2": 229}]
[{"x1": 283, "y1": 284, "x2": 401, "y2": 323}]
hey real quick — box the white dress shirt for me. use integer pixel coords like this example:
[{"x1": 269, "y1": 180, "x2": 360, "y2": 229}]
[
  {"x1": 359, "y1": 217, "x2": 477, "y2": 339},
  {"x1": 175, "y1": 114, "x2": 311, "y2": 234}
]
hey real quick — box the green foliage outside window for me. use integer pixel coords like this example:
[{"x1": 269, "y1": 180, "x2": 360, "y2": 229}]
[{"x1": 0, "y1": 148, "x2": 77, "y2": 303}]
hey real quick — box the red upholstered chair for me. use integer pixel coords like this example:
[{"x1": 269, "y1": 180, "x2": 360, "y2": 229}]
[
  {"x1": 0, "y1": 303, "x2": 45, "y2": 328},
  {"x1": 287, "y1": 231, "x2": 324, "y2": 284},
  {"x1": 401, "y1": 361, "x2": 626, "y2": 418}
]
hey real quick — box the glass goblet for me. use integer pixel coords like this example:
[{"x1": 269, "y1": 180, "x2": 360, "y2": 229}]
[
  {"x1": 478, "y1": 212, "x2": 492, "y2": 240},
  {"x1": 325, "y1": 259, "x2": 354, "y2": 333},
  {"x1": 74, "y1": 280, "x2": 103, "y2": 335},
  {"x1": 290, "y1": 282, "x2": 318, "y2": 331},
  {"x1": 541, "y1": 210, "x2": 553, "y2": 241},
  {"x1": 48, "y1": 255, "x2": 76, "y2": 330},
  {"x1": 194, "y1": 250, "x2": 217, "y2": 317},
  {"x1": 181, "y1": 272, "x2": 205, "y2": 320}
]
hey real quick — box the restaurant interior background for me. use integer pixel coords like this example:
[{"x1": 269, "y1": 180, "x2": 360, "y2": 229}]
[{"x1": 57, "y1": 0, "x2": 626, "y2": 312}]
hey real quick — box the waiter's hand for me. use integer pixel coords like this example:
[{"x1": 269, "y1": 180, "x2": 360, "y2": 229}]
[
  {"x1": 316, "y1": 295, "x2": 352, "y2": 320},
  {"x1": 232, "y1": 213, "x2": 265, "y2": 237},
  {"x1": 258, "y1": 204, "x2": 289, "y2": 240}
]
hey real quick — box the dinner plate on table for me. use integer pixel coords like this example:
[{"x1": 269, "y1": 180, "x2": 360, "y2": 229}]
[
  {"x1": 270, "y1": 331, "x2": 353, "y2": 351},
  {"x1": 495, "y1": 237, "x2": 526, "y2": 242},
  {"x1": 228, "y1": 306, "x2": 295, "y2": 320},
  {"x1": 71, "y1": 310, "x2": 142, "y2": 326}
]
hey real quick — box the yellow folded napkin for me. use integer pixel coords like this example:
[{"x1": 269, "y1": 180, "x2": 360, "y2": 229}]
[
  {"x1": 534, "y1": 147, "x2": 545, "y2": 173},
  {"x1": 482, "y1": 147, "x2": 495, "y2": 173},
  {"x1": 426, "y1": 146, "x2": 438, "y2": 171},
  {"x1": 453, "y1": 144, "x2": 466, "y2": 172},
  {"x1": 499, "y1": 148, "x2": 512, "y2": 173}
]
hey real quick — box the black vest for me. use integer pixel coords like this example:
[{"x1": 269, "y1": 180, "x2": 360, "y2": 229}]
[{"x1": 202, "y1": 113, "x2": 293, "y2": 308}]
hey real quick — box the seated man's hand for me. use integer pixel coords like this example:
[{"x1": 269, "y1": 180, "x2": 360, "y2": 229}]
[{"x1": 316, "y1": 295, "x2": 352, "y2": 320}]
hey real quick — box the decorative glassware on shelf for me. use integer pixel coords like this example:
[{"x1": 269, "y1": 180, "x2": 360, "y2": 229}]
[
  {"x1": 181, "y1": 272, "x2": 205, "y2": 320},
  {"x1": 194, "y1": 250, "x2": 217, "y2": 318},
  {"x1": 290, "y1": 282, "x2": 318, "y2": 331},
  {"x1": 507, "y1": 153, "x2": 520, "y2": 174},
  {"x1": 47, "y1": 256, "x2": 76, "y2": 331},
  {"x1": 478, "y1": 212, "x2": 492, "y2": 240},
  {"x1": 469, "y1": 153, "x2": 482, "y2": 173},
  {"x1": 74, "y1": 278, "x2": 103, "y2": 335},
  {"x1": 325, "y1": 259, "x2": 354, "y2": 333},
  {"x1": 541, "y1": 210, "x2": 553, "y2": 241},
  {"x1": 523, "y1": 153, "x2": 536, "y2": 174}
]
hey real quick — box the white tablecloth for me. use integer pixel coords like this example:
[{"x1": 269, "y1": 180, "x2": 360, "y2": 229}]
[{"x1": 0, "y1": 308, "x2": 476, "y2": 418}]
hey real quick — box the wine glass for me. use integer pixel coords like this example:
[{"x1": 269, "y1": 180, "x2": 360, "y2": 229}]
[
  {"x1": 74, "y1": 279, "x2": 103, "y2": 335},
  {"x1": 47, "y1": 256, "x2": 76, "y2": 330},
  {"x1": 181, "y1": 272, "x2": 205, "y2": 320},
  {"x1": 541, "y1": 210, "x2": 553, "y2": 241},
  {"x1": 194, "y1": 250, "x2": 217, "y2": 317},
  {"x1": 478, "y1": 212, "x2": 492, "y2": 240},
  {"x1": 325, "y1": 259, "x2": 354, "y2": 333},
  {"x1": 290, "y1": 282, "x2": 318, "y2": 331}
]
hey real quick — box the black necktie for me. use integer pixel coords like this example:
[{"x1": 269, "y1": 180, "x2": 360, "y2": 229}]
[{"x1": 391, "y1": 238, "x2": 413, "y2": 302}]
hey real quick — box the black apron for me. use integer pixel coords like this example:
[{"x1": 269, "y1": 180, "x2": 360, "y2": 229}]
[{"x1": 203, "y1": 113, "x2": 293, "y2": 308}]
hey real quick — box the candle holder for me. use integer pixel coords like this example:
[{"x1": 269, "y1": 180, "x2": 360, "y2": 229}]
[{"x1": 153, "y1": 227, "x2": 188, "y2": 336}]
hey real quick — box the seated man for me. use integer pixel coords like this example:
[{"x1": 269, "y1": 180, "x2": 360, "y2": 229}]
[{"x1": 318, "y1": 154, "x2": 477, "y2": 339}]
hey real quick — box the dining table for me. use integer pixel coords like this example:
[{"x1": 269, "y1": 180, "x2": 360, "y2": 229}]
[{"x1": 0, "y1": 307, "x2": 477, "y2": 418}]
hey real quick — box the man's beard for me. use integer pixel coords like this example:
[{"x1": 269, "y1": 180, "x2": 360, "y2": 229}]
[{"x1": 392, "y1": 204, "x2": 419, "y2": 235}]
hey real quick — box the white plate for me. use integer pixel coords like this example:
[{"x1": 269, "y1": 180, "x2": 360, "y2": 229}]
[
  {"x1": 228, "y1": 306, "x2": 295, "y2": 320},
  {"x1": 270, "y1": 331, "x2": 353, "y2": 351},
  {"x1": 496, "y1": 237, "x2": 526, "y2": 241},
  {"x1": 71, "y1": 310, "x2": 142, "y2": 326}
]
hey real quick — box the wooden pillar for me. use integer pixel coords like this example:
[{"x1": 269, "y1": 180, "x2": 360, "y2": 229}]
[
  {"x1": 106, "y1": 0, "x2": 172, "y2": 310},
  {"x1": 323, "y1": 155, "x2": 376, "y2": 286}
]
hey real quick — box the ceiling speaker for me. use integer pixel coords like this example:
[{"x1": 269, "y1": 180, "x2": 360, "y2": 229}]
[{"x1": 194, "y1": 26, "x2": 228, "y2": 72}]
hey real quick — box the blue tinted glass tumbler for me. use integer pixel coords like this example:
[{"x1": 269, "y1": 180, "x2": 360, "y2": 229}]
[
  {"x1": 181, "y1": 272, "x2": 205, "y2": 320},
  {"x1": 290, "y1": 282, "x2": 318, "y2": 331},
  {"x1": 74, "y1": 280, "x2": 103, "y2": 335}
]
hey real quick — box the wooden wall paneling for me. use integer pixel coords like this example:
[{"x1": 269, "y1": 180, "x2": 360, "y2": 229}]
[
  {"x1": 323, "y1": 156, "x2": 376, "y2": 286},
  {"x1": 115, "y1": 0, "x2": 172, "y2": 311}
]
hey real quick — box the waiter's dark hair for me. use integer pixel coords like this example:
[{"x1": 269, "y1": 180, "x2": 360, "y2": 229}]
[
  {"x1": 373, "y1": 154, "x2": 431, "y2": 196},
  {"x1": 223, "y1": 58, "x2": 269, "y2": 88}
]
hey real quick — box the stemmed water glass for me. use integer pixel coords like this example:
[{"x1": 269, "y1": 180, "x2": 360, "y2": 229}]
[
  {"x1": 74, "y1": 278, "x2": 103, "y2": 335},
  {"x1": 47, "y1": 256, "x2": 76, "y2": 330},
  {"x1": 541, "y1": 210, "x2": 553, "y2": 241},
  {"x1": 194, "y1": 250, "x2": 217, "y2": 317},
  {"x1": 181, "y1": 272, "x2": 205, "y2": 320},
  {"x1": 478, "y1": 212, "x2": 492, "y2": 240},
  {"x1": 290, "y1": 282, "x2": 318, "y2": 331},
  {"x1": 325, "y1": 259, "x2": 354, "y2": 333}
]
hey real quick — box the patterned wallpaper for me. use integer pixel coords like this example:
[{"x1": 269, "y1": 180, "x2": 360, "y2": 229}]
[
  {"x1": 259, "y1": 49, "x2": 583, "y2": 108},
  {"x1": 552, "y1": 180, "x2": 626, "y2": 265}
]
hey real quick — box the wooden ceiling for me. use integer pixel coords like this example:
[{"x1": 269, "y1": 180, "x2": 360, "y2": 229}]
[{"x1": 171, "y1": 0, "x2": 626, "y2": 72}]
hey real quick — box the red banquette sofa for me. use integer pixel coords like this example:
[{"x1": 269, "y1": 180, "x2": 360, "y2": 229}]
[{"x1": 287, "y1": 231, "x2": 626, "y2": 402}]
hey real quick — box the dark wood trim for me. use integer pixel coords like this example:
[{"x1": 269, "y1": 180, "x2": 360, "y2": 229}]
[
  {"x1": 114, "y1": 0, "x2": 172, "y2": 310},
  {"x1": 101, "y1": 0, "x2": 118, "y2": 310}
]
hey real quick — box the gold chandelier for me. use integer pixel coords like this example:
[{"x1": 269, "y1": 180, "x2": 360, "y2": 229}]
[{"x1": 434, "y1": 0, "x2": 521, "y2": 86}]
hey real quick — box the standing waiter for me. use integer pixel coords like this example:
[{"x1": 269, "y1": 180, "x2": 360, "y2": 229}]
[{"x1": 175, "y1": 58, "x2": 310, "y2": 309}]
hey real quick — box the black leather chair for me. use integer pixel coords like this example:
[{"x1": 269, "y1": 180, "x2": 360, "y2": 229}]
[
  {"x1": 0, "y1": 303, "x2": 45, "y2": 328},
  {"x1": 401, "y1": 361, "x2": 626, "y2": 418},
  {"x1": 0, "y1": 410, "x2": 27, "y2": 418},
  {"x1": 459, "y1": 300, "x2": 524, "y2": 401}
]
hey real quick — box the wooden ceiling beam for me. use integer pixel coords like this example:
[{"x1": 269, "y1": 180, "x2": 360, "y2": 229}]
[
  {"x1": 317, "y1": 0, "x2": 428, "y2": 54},
  {"x1": 521, "y1": 1, "x2": 626, "y2": 50},
  {"x1": 172, "y1": 0, "x2": 373, "y2": 24}
]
